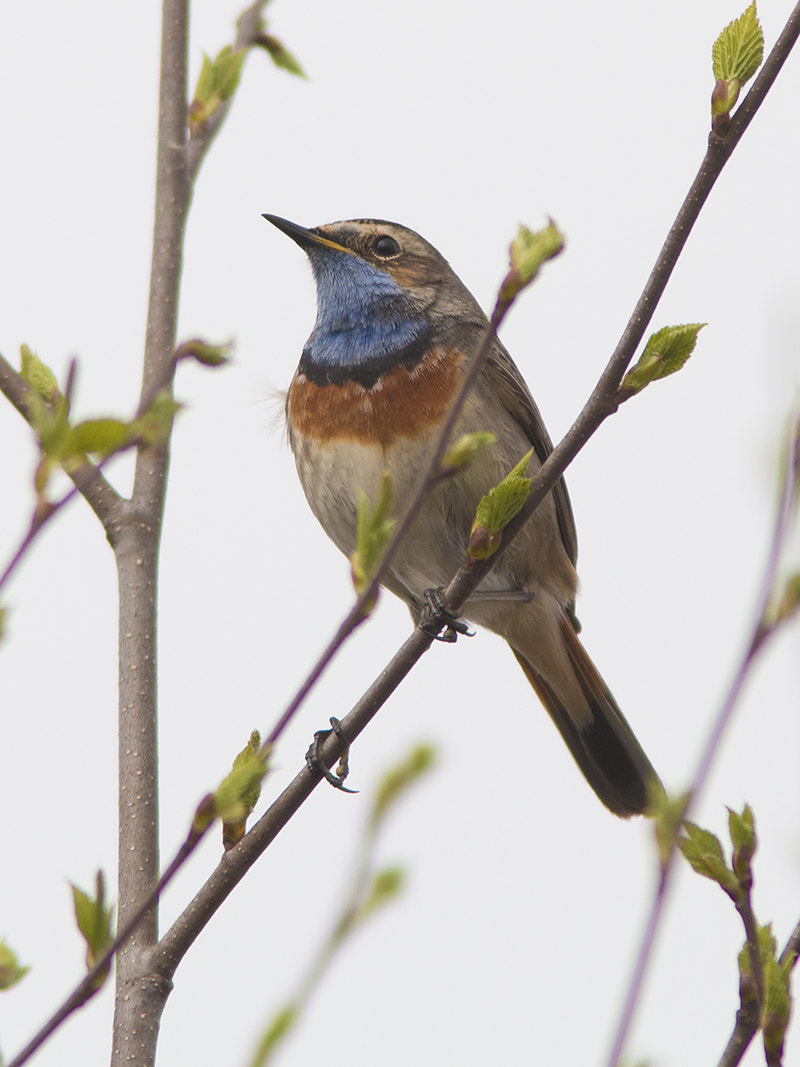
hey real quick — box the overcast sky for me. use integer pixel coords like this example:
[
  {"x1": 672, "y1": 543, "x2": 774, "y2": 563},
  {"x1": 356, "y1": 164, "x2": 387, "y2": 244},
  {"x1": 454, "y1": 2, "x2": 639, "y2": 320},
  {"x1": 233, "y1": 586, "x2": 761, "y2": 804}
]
[{"x1": 1, "y1": 1, "x2": 799, "y2": 1065}]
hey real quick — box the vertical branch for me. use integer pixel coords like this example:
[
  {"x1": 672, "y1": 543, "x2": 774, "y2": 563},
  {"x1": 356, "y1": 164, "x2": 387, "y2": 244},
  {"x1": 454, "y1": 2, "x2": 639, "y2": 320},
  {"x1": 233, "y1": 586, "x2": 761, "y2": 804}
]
[{"x1": 112, "y1": 0, "x2": 190, "y2": 1063}]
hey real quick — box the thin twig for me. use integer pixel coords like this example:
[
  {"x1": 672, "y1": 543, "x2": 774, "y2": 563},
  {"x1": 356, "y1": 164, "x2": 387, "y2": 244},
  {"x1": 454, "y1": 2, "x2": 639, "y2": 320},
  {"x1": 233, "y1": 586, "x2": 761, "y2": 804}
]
[
  {"x1": 717, "y1": 917, "x2": 800, "y2": 1067},
  {"x1": 605, "y1": 406, "x2": 800, "y2": 1067}
]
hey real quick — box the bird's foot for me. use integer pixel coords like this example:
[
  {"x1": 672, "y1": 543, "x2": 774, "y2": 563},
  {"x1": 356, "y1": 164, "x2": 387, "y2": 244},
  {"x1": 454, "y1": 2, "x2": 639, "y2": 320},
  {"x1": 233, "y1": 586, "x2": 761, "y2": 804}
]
[
  {"x1": 305, "y1": 717, "x2": 358, "y2": 793},
  {"x1": 419, "y1": 588, "x2": 475, "y2": 643}
]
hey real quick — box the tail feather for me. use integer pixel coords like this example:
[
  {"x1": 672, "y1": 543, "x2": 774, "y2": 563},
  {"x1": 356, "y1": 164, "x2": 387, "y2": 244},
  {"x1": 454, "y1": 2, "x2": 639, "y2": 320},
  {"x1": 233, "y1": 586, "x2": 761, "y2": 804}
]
[{"x1": 512, "y1": 614, "x2": 661, "y2": 817}]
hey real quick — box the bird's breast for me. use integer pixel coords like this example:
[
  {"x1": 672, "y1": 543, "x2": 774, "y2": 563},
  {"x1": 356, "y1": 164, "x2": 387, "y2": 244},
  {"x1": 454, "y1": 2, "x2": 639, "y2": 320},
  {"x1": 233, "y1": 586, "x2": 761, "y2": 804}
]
[{"x1": 286, "y1": 345, "x2": 464, "y2": 447}]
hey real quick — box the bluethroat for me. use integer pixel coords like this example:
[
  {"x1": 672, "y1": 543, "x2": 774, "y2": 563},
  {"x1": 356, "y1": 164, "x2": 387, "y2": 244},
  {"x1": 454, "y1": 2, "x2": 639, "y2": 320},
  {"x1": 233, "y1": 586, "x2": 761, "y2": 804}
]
[{"x1": 265, "y1": 214, "x2": 660, "y2": 817}]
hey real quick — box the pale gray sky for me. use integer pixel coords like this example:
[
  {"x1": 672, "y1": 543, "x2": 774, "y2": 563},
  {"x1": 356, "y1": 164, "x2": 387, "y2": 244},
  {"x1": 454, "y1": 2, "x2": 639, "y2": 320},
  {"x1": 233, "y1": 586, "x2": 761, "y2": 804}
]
[{"x1": 1, "y1": 1, "x2": 799, "y2": 1065}]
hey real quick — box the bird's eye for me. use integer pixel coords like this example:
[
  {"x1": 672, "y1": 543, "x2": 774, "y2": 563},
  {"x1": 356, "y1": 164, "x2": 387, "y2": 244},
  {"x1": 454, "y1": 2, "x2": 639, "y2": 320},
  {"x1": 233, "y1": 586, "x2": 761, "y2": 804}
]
[{"x1": 371, "y1": 235, "x2": 401, "y2": 258}]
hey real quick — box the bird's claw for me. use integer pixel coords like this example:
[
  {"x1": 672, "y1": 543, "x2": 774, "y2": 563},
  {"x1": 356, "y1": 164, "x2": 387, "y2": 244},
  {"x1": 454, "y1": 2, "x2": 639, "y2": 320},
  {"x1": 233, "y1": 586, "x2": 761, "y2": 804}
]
[
  {"x1": 305, "y1": 717, "x2": 358, "y2": 793},
  {"x1": 419, "y1": 588, "x2": 475, "y2": 643}
]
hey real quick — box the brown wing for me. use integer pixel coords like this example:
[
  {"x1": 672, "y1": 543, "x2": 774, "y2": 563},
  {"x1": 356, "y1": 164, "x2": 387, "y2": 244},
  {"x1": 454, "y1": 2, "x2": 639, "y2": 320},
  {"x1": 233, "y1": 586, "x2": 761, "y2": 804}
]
[{"x1": 484, "y1": 339, "x2": 578, "y2": 567}]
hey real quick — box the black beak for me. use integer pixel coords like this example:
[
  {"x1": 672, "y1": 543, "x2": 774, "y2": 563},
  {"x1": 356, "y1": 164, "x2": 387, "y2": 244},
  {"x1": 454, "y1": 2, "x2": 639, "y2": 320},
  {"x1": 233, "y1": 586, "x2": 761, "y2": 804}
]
[{"x1": 263, "y1": 214, "x2": 349, "y2": 254}]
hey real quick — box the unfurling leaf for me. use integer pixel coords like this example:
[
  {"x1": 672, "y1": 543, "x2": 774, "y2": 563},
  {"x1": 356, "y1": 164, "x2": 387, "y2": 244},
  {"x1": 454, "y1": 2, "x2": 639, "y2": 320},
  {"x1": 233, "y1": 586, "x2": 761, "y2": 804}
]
[
  {"x1": 0, "y1": 939, "x2": 30, "y2": 990},
  {"x1": 712, "y1": 3, "x2": 764, "y2": 85},
  {"x1": 711, "y1": 4, "x2": 764, "y2": 132},
  {"x1": 371, "y1": 744, "x2": 436, "y2": 826},
  {"x1": 20, "y1": 343, "x2": 59, "y2": 401},
  {"x1": 222, "y1": 730, "x2": 266, "y2": 850},
  {"x1": 620, "y1": 323, "x2": 705, "y2": 397},
  {"x1": 738, "y1": 924, "x2": 777, "y2": 1004},
  {"x1": 728, "y1": 804, "x2": 757, "y2": 882},
  {"x1": 762, "y1": 948, "x2": 793, "y2": 1060},
  {"x1": 351, "y1": 473, "x2": 396, "y2": 598},
  {"x1": 677, "y1": 821, "x2": 740, "y2": 899},
  {"x1": 189, "y1": 47, "x2": 246, "y2": 131},
  {"x1": 71, "y1": 871, "x2": 114, "y2": 984},
  {"x1": 651, "y1": 790, "x2": 690, "y2": 871},
  {"x1": 468, "y1": 449, "x2": 533, "y2": 559},
  {"x1": 64, "y1": 418, "x2": 134, "y2": 458},
  {"x1": 498, "y1": 221, "x2": 565, "y2": 310},
  {"x1": 440, "y1": 432, "x2": 496, "y2": 477},
  {"x1": 175, "y1": 337, "x2": 233, "y2": 368},
  {"x1": 208, "y1": 733, "x2": 269, "y2": 840},
  {"x1": 255, "y1": 33, "x2": 307, "y2": 78},
  {"x1": 355, "y1": 867, "x2": 405, "y2": 923}
]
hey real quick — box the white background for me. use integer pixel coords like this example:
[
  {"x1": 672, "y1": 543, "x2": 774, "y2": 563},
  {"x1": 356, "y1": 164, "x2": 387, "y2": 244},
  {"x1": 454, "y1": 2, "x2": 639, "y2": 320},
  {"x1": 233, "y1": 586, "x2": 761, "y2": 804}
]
[{"x1": 1, "y1": 1, "x2": 799, "y2": 1065}]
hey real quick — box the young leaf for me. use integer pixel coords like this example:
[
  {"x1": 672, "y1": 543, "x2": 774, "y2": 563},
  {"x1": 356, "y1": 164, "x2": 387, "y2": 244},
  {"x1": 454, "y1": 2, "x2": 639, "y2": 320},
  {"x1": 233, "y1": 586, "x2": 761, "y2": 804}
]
[
  {"x1": 712, "y1": 3, "x2": 764, "y2": 85},
  {"x1": 620, "y1": 323, "x2": 705, "y2": 397},
  {"x1": 651, "y1": 790, "x2": 690, "y2": 871},
  {"x1": 189, "y1": 47, "x2": 246, "y2": 131},
  {"x1": 174, "y1": 337, "x2": 233, "y2": 368},
  {"x1": 0, "y1": 939, "x2": 30, "y2": 990},
  {"x1": 711, "y1": 4, "x2": 764, "y2": 131},
  {"x1": 762, "y1": 951, "x2": 793, "y2": 1060},
  {"x1": 19, "y1": 343, "x2": 59, "y2": 401},
  {"x1": 498, "y1": 220, "x2": 565, "y2": 310},
  {"x1": 255, "y1": 34, "x2": 307, "y2": 79},
  {"x1": 468, "y1": 449, "x2": 533, "y2": 559},
  {"x1": 222, "y1": 730, "x2": 266, "y2": 850},
  {"x1": 677, "y1": 821, "x2": 740, "y2": 899},
  {"x1": 371, "y1": 744, "x2": 436, "y2": 826},
  {"x1": 355, "y1": 867, "x2": 405, "y2": 924},
  {"x1": 71, "y1": 871, "x2": 114, "y2": 977},
  {"x1": 64, "y1": 418, "x2": 134, "y2": 459},
  {"x1": 211, "y1": 734, "x2": 269, "y2": 836},
  {"x1": 728, "y1": 804, "x2": 757, "y2": 882},
  {"x1": 440, "y1": 432, "x2": 496, "y2": 477},
  {"x1": 350, "y1": 473, "x2": 396, "y2": 596}
]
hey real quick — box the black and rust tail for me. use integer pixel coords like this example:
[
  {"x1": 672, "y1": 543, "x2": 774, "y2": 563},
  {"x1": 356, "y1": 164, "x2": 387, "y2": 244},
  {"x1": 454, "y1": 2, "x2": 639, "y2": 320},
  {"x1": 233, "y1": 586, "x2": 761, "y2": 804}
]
[{"x1": 512, "y1": 613, "x2": 661, "y2": 817}]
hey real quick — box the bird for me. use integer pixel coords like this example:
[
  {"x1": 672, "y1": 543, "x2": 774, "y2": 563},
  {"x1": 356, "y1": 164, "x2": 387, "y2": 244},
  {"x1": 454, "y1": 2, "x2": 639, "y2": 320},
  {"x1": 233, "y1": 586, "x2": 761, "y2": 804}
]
[{"x1": 265, "y1": 213, "x2": 660, "y2": 817}]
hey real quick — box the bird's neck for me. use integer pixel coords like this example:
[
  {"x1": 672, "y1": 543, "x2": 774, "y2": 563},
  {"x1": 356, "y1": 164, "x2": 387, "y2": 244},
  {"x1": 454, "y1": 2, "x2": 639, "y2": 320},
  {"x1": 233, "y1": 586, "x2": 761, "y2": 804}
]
[{"x1": 300, "y1": 253, "x2": 431, "y2": 386}]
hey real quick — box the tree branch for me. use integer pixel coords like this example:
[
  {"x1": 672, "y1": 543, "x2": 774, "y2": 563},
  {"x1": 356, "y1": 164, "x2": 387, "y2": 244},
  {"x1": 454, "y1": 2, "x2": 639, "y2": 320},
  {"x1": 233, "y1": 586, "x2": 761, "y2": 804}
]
[{"x1": 111, "y1": 0, "x2": 190, "y2": 1062}]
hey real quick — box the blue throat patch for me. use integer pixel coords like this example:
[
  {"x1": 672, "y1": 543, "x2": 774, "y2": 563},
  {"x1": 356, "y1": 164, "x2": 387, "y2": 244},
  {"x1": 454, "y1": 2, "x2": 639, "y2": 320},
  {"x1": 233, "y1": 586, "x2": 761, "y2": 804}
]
[{"x1": 302, "y1": 248, "x2": 429, "y2": 371}]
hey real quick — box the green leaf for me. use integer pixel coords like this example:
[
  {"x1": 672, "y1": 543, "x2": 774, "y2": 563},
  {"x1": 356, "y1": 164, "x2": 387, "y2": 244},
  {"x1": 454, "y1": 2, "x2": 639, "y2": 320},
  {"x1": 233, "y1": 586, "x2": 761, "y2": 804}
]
[
  {"x1": 189, "y1": 47, "x2": 245, "y2": 130},
  {"x1": 774, "y1": 571, "x2": 800, "y2": 625},
  {"x1": 498, "y1": 220, "x2": 565, "y2": 309},
  {"x1": 712, "y1": 3, "x2": 764, "y2": 85},
  {"x1": 70, "y1": 871, "x2": 114, "y2": 975},
  {"x1": 132, "y1": 390, "x2": 179, "y2": 446},
  {"x1": 222, "y1": 731, "x2": 266, "y2": 850},
  {"x1": 728, "y1": 804, "x2": 757, "y2": 882},
  {"x1": 371, "y1": 744, "x2": 436, "y2": 826},
  {"x1": 738, "y1": 923, "x2": 777, "y2": 1003},
  {"x1": 211, "y1": 734, "x2": 269, "y2": 834},
  {"x1": 621, "y1": 323, "x2": 705, "y2": 396},
  {"x1": 677, "y1": 821, "x2": 740, "y2": 898},
  {"x1": 20, "y1": 343, "x2": 59, "y2": 401},
  {"x1": 64, "y1": 418, "x2": 134, "y2": 458},
  {"x1": 175, "y1": 337, "x2": 233, "y2": 368},
  {"x1": 249, "y1": 1005, "x2": 298, "y2": 1066},
  {"x1": 351, "y1": 473, "x2": 396, "y2": 596},
  {"x1": 440, "y1": 432, "x2": 496, "y2": 477},
  {"x1": 468, "y1": 449, "x2": 533, "y2": 559},
  {"x1": 256, "y1": 34, "x2": 307, "y2": 79},
  {"x1": 651, "y1": 790, "x2": 689, "y2": 871},
  {"x1": 762, "y1": 950, "x2": 793, "y2": 1059},
  {"x1": 355, "y1": 867, "x2": 405, "y2": 923},
  {"x1": 711, "y1": 4, "x2": 764, "y2": 131},
  {"x1": 0, "y1": 939, "x2": 30, "y2": 990}
]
